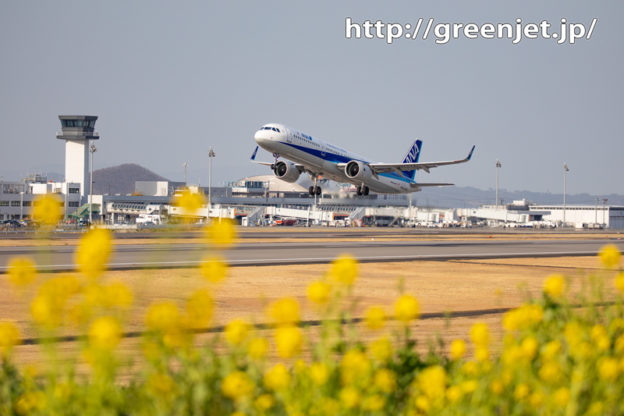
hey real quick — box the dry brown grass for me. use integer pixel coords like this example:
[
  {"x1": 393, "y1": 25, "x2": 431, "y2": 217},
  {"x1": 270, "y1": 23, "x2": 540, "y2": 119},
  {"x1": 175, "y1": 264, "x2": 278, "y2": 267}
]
[{"x1": 2, "y1": 256, "x2": 615, "y2": 368}]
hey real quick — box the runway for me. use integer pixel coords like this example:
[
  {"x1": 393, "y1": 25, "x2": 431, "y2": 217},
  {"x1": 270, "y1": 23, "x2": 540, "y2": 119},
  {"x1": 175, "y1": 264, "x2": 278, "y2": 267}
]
[{"x1": 1, "y1": 237, "x2": 622, "y2": 272}]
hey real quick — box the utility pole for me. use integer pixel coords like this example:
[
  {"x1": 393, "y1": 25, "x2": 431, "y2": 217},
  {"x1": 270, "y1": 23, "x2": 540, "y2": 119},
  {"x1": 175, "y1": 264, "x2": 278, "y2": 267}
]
[
  {"x1": 183, "y1": 162, "x2": 188, "y2": 186},
  {"x1": 603, "y1": 198, "x2": 608, "y2": 227},
  {"x1": 208, "y1": 147, "x2": 215, "y2": 213},
  {"x1": 563, "y1": 163, "x2": 569, "y2": 225},
  {"x1": 89, "y1": 143, "x2": 97, "y2": 225},
  {"x1": 495, "y1": 160, "x2": 501, "y2": 208},
  {"x1": 595, "y1": 197, "x2": 599, "y2": 226}
]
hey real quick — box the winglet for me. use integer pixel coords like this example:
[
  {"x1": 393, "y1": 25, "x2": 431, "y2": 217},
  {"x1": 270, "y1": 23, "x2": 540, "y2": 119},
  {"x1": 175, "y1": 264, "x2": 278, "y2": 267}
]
[
  {"x1": 250, "y1": 146, "x2": 259, "y2": 161},
  {"x1": 466, "y1": 145, "x2": 475, "y2": 161}
]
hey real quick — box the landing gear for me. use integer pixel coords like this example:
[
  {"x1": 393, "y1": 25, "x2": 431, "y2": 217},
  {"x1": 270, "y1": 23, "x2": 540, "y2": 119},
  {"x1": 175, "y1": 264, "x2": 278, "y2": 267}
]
[
  {"x1": 356, "y1": 185, "x2": 370, "y2": 196},
  {"x1": 308, "y1": 185, "x2": 321, "y2": 196}
]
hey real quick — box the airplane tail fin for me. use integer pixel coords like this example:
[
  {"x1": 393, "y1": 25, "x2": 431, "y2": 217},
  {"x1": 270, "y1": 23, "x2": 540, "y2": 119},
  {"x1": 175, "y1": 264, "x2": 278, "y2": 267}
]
[
  {"x1": 401, "y1": 139, "x2": 422, "y2": 181},
  {"x1": 250, "y1": 146, "x2": 259, "y2": 161}
]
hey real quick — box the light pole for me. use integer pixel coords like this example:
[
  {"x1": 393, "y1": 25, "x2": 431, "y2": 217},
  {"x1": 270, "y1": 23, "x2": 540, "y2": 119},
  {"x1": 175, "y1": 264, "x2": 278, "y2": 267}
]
[
  {"x1": 183, "y1": 162, "x2": 188, "y2": 186},
  {"x1": 19, "y1": 191, "x2": 24, "y2": 220},
  {"x1": 602, "y1": 198, "x2": 608, "y2": 227},
  {"x1": 89, "y1": 143, "x2": 97, "y2": 225},
  {"x1": 495, "y1": 160, "x2": 501, "y2": 208},
  {"x1": 595, "y1": 197, "x2": 599, "y2": 226},
  {"x1": 208, "y1": 147, "x2": 215, "y2": 213},
  {"x1": 563, "y1": 163, "x2": 569, "y2": 225}
]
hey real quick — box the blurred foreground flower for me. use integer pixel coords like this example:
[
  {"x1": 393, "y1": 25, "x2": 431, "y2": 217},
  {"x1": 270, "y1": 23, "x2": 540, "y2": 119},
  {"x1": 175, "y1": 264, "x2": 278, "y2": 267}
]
[
  {"x1": 0, "y1": 321, "x2": 20, "y2": 355},
  {"x1": 307, "y1": 280, "x2": 330, "y2": 305},
  {"x1": 328, "y1": 254, "x2": 358, "y2": 286},
  {"x1": 32, "y1": 194, "x2": 63, "y2": 226},
  {"x1": 267, "y1": 297, "x2": 300, "y2": 326},
  {"x1": 543, "y1": 274, "x2": 566, "y2": 298},
  {"x1": 174, "y1": 188, "x2": 205, "y2": 218},
  {"x1": 364, "y1": 305, "x2": 386, "y2": 330},
  {"x1": 394, "y1": 294, "x2": 420, "y2": 323},
  {"x1": 222, "y1": 371, "x2": 254, "y2": 400},
  {"x1": 88, "y1": 316, "x2": 122, "y2": 350},
  {"x1": 7, "y1": 256, "x2": 37, "y2": 288},
  {"x1": 599, "y1": 244, "x2": 621, "y2": 268},
  {"x1": 75, "y1": 228, "x2": 112, "y2": 279},
  {"x1": 275, "y1": 325, "x2": 302, "y2": 358},
  {"x1": 204, "y1": 218, "x2": 237, "y2": 248},
  {"x1": 225, "y1": 318, "x2": 251, "y2": 346},
  {"x1": 199, "y1": 255, "x2": 228, "y2": 283}
]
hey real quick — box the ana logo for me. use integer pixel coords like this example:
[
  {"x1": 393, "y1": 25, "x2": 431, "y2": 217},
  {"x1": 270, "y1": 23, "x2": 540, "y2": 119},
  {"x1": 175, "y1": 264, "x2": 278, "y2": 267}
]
[{"x1": 405, "y1": 143, "x2": 420, "y2": 163}]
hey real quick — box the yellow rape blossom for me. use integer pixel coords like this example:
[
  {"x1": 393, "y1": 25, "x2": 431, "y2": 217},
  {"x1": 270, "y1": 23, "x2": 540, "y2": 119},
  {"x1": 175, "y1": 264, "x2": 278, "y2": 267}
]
[
  {"x1": 394, "y1": 294, "x2": 420, "y2": 323},
  {"x1": 174, "y1": 188, "x2": 205, "y2": 217},
  {"x1": 275, "y1": 325, "x2": 302, "y2": 358},
  {"x1": 328, "y1": 254, "x2": 358, "y2": 286},
  {"x1": 418, "y1": 365, "x2": 446, "y2": 400},
  {"x1": 102, "y1": 280, "x2": 133, "y2": 309},
  {"x1": 341, "y1": 349, "x2": 371, "y2": 384},
  {"x1": 364, "y1": 305, "x2": 386, "y2": 330},
  {"x1": 543, "y1": 274, "x2": 566, "y2": 298},
  {"x1": 599, "y1": 244, "x2": 621, "y2": 268},
  {"x1": 264, "y1": 363, "x2": 290, "y2": 391},
  {"x1": 369, "y1": 336, "x2": 393, "y2": 362},
  {"x1": 255, "y1": 394, "x2": 274, "y2": 410},
  {"x1": 470, "y1": 322, "x2": 490, "y2": 348},
  {"x1": 32, "y1": 194, "x2": 62, "y2": 226},
  {"x1": 0, "y1": 321, "x2": 20, "y2": 355},
  {"x1": 247, "y1": 337, "x2": 269, "y2": 360},
  {"x1": 374, "y1": 368, "x2": 396, "y2": 393},
  {"x1": 513, "y1": 383, "x2": 529, "y2": 401},
  {"x1": 362, "y1": 395, "x2": 385, "y2": 411},
  {"x1": 7, "y1": 257, "x2": 37, "y2": 288},
  {"x1": 88, "y1": 316, "x2": 121, "y2": 350},
  {"x1": 614, "y1": 272, "x2": 624, "y2": 293},
  {"x1": 306, "y1": 280, "x2": 330, "y2": 304},
  {"x1": 339, "y1": 387, "x2": 360, "y2": 409},
  {"x1": 310, "y1": 362, "x2": 329, "y2": 385},
  {"x1": 450, "y1": 339, "x2": 466, "y2": 361},
  {"x1": 267, "y1": 297, "x2": 300, "y2": 326},
  {"x1": 222, "y1": 371, "x2": 254, "y2": 400},
  {"x1": 145, "y1": 301, "x2": 181, "y2": 332},
  {"x1": 204, "y1": 218, "x2": 237, "y2": 248},
  {"x1": 75, "y1": 228, "x2": 112, "y2": 279},
  {"x1": 185, "y1": 289, "x2": 213, "y2": 328},
  {"x1": 502, "y1": 303, "x2": 543, "y2": 331},
  {"x1": 553, "y1": 387, "x2": 570, "y2": 407},
  {"x1": 597, "y1": 357, "x2": 619, "y2": 381},
  {"x1": 199, "y1": 255, "x2": 228, "y2": 283},
  {"x1": 225, "y1": 318, "x2": 251, "y2": 346}
]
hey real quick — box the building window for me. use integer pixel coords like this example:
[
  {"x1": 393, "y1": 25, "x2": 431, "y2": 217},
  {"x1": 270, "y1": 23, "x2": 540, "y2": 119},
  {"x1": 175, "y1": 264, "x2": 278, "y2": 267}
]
[
  {"x1": 0, "y1": 201, "x2": 8, "y2": 207},
  {"x1": 69, "y1": 201, "x2": 79, "y2": 207},
  {"x1": 69, "y1": 188, "x2": 80, "y2": 194},
  {"x1": 22, "y1": 201, "x2": 31, "y2": 207},
  {"x1": 10, "y1": 201, "x2": 20, "y2": 207}
]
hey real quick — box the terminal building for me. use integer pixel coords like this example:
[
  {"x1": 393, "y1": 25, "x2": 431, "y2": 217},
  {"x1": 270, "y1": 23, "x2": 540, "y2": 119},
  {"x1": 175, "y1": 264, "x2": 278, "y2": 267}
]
[{"x1": 1, "y1": 115, "x2": 623, "y2": 230}]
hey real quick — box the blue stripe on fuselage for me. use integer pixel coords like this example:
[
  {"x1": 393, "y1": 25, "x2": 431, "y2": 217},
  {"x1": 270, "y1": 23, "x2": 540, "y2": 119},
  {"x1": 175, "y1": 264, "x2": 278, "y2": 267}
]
[{"x1": 282, "y1": 141, "x2": 415, "y2": 184}]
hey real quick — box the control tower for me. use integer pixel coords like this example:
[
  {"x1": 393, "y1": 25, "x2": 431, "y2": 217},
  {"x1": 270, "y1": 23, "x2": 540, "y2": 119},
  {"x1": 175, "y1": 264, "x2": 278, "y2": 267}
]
[{"x1": 56, "y1": 115, "x2": 99, "y2": 201}]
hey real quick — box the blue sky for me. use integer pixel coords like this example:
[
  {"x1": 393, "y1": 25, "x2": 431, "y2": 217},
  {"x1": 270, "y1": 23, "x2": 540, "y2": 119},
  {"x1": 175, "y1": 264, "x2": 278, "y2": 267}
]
[{"x1": 1, "y1": 1, "x2": 621, "y2": 195}]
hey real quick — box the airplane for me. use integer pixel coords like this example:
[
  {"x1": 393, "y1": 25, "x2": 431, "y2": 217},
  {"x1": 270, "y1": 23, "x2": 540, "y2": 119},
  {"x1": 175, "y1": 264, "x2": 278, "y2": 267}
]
[{"x1": 251, "y1": 123, "x2": 475, "y2": 196}]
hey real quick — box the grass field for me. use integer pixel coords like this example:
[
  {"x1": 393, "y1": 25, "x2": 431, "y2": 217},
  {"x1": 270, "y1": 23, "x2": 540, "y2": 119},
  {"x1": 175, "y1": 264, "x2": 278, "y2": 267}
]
[{"x1": 1, "y1": 256, "x2": 608, "y2": 367}]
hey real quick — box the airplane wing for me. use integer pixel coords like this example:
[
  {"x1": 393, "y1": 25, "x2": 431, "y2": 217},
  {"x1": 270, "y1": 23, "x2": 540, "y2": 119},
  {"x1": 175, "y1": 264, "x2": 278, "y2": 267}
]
[
  {"x1": 410, "y1": 183, "x2": 454, "y2": 187},
  {"x1": 369, "y1": 145, "x2": 475, "y2": 174}
]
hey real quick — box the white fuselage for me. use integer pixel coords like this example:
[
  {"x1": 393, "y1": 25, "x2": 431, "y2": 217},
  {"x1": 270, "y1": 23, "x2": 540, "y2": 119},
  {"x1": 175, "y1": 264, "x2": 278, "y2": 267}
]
[{"x1": 254, "y1": 123, "x2": 414, "y2": 193}]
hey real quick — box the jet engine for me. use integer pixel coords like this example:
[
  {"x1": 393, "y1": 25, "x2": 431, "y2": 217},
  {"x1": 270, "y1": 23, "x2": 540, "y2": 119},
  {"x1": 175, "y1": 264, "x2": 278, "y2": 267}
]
[
  {"x1": 273, "y1": 161, "x2": 301, "y2": 183},
  {"x1": 345, "y1": 160, "x2": 372, "y2": 181}
]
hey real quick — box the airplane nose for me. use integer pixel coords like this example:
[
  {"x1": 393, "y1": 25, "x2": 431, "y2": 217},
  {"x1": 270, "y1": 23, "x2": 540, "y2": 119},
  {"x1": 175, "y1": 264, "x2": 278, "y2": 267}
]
[{"x1": 254, "y1": 129, "x2": 271, "y2": 146}]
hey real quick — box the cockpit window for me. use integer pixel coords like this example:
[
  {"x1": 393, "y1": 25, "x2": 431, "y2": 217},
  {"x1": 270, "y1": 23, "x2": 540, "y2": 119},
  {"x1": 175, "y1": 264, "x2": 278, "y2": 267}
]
[{"x1": 260, "y1": 126, "x2": 281, "y2": 133}]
